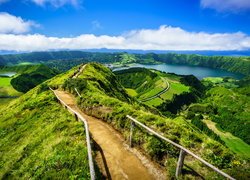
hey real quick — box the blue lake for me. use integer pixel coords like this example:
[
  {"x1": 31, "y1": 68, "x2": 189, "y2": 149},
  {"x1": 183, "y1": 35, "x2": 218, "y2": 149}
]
[{"x1": 114, "y1": 64, "x2": 245, "y2": 80}]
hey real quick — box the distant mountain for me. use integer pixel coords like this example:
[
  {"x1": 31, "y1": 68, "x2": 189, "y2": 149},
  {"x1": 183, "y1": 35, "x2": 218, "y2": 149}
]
[
  {"x1": 1, "y1": 49, "x2": 250, "y2": 56},
  {"x1": 0, "y1": 51, "x2": 249, "y2": 75}
]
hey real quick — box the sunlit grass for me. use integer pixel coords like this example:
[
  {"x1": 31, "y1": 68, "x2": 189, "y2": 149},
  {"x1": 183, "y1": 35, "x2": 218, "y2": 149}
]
[
  {"x1": 0, "y1": 88, "x2": 90, "y2": 179},
  {"x1": 0, "y1": 77, "x2": 12, "y2": 87},
  {"x1": 0, "y1": 77, "x2": 22, "y2": 97},
  {"x1": 125, "y1": 88, "x2": 137, "y2": 97},
  {"x1": 204, "y1": 120, "x2": 250, "y2": 159}
]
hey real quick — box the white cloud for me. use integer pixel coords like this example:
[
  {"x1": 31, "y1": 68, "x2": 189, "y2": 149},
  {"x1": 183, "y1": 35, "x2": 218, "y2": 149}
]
[
  {"x1": 201, "y1": 0, "x2": 250, "y2": 12},
  {"x1": 31, "y1": 0, "x2": 81, "y2": 8},
  {"x1": 0, "y1": 25, "x2": 249, "y2": 51},
  {"x1": 0, "y1": 12, "x2": 38, "y2": 34}
]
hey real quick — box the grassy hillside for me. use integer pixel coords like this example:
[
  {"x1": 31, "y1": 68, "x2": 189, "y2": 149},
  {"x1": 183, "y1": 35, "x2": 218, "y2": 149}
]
[
  {"x1": 114, "y1": 68, "x2": 190, "y2": 107},
  {"x1": 0, "y1": 77, "x2": 22, "y2": 96},
  {"x1": 1, "y1": 62, "x2": 249, "y2": 179},
  {"x1": 185, "y1": 77, "x2": 250, "y2": 159},
  {"x1": 0, "y1": 85, "x2": 90, "y2": 179},
  {"x1": 204, "y1": 120, "x2": 250, "y2": 159},
  {"x1": 0, "y1": 64, "x2": 58, "y2": 98},
  {"x1": 0, "y1": 75, "x2": 23, "y2": 106},
  {"x1": 51, "y1": 63, "x2": 249, "y2": 179},
  {"x1": 9, "y1": 64, "x2": 58, "y2": 93},
  {"x1": 205, "y1": 86, "x2": 249, "y2": 144},
  {"x1": 0, "y1": 64, "x2": 41, "y2": 74},
  {"x1": 157, "y1": 53, "x2": 250, "y2": 76}
]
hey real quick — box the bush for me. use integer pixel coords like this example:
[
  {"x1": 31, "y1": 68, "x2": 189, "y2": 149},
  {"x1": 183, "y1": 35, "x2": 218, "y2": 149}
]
[{"x1": 62, "y1": 78, "x2": 87, "y2": 93}]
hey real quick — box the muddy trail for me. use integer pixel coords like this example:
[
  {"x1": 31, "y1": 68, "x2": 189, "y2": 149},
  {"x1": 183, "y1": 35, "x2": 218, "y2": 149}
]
[{"x1": 54, "y1": 90, "x2": 165, "y2": 180}]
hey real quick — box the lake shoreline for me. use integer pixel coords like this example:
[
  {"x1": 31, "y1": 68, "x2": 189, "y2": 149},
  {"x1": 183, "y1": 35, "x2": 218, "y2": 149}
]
[{"x1": 112, "y1": 63, "x2": 245, "y2": 80}]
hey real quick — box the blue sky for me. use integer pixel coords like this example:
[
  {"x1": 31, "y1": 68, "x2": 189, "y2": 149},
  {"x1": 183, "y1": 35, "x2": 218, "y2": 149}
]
[{"x1": 0, "y1": 0, "x2": 249, "y2": 51}]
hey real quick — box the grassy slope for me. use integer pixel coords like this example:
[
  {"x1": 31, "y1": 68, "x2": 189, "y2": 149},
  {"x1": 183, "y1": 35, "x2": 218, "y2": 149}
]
[
  {"x1": 0, "y1": 98, "x2": 14, "y2": 107},
  {"x1": 0, "y1": 76, "x2": 18, "y2": 105},
  {"x1": 204, "y1": 87, "x2": 250, "y2": 144},
  {"x1": 0, "y1": 86, "x2": 90, "y2": 179},
  {"x1": 125, "y1": 88, "x2": 137, "y2": 96},
  {"x1": 9, "y1": 64, "x2": 58, "y2": 93},
  {"x1": 0, "y1": 77, "x2": 11, "y2": 86},
  {"x1": 115, "y1": 68, "x2": 189, "y2": 106},
  {"x1": 0, "y1": 76, "x2": 22, "y2": 97},
  {"x1": 0, "y1": 64, "x2": 44, "y2": 74},
  {"x1": 204, "y1": 120, "x2": 250, "y2": 159},
  {"x1": 57, "y1": 63, "x2": 249, "y2": 179},
  {"x1": 0, "y1": 64, "x2": 58, "y2": 96},
  {"x1": 202, "y1": 77, "x2": 239, "y2": 88},
  {"x1": 187, "y1": 77, "x2": 250, "y2": 160},
  {"x1": 160, "y1": 83, "x2": 189, "y2": 100}
]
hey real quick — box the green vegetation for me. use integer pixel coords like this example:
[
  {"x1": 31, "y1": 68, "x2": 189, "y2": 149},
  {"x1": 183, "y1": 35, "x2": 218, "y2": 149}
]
[
  {"x1": 157, "y1": 53, "x2": 250, "y2": 76},
  {"x1": 1, "y1": 61, "x2": 249, "y2": 179},
  {"x1": 52, "y1": 62, "x2": 249, "y2": 179},
  {"x1": 202, "y1": 77, "x2": 239, "y2": 88},
  {"x1": 156, "y1": 75, "x2": 205, "y2": 114},
  {"x1": 114, "y1": 68, "x2": 190, "y2": 108},
  {"x1": 203, "y1": 86, "x2": 250, "y2": 144},
  {"x1": 160, "y1": 82, "x2": 189, "y2": 100},
  {"x1": 184, "y1": 77, "x2": 250, "y2": 160},
  {"x1": 113, "y1": 53, "x2": 137, "y2": 65},
  {"x1": 0, "y1": 64, "x2": 46, "y2": 74},
  {"x1": 0, "y1": 76, "x2": 22, "y2": 97},
  {"x1": 10, "y1": 64, "x2": 58, "y2": 92},
  {"x1": 204, "y1": 120, "x2": 250, "y2": 159},
  {"x1": 188, "y1": 114, "x2": 224, "y2": 144},
  {"x1": 0, "y1": 85, "x2": 90, "y2": 179},
  {"x1": 237, "y1": 75, "x2": 250, "y2": 87},
  {"x1": 17, "y1": 62, "x2": 35, "y2": 66},
  {"x1": 125, "y1": 88, "x2": 137, "y2": 96},
  {"x1": 0, "y1": 98, "x2": 13, "y2": 106},
  {"x1": 0, "y1": 77, "x2": 11, "y2": 87},
  {"x1": 1, "y1": 51, "x2": 248, "y2": 76}
]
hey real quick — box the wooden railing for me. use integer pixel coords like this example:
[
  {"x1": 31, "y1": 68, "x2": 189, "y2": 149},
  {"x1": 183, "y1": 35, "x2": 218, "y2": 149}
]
[
  {"x1": 127, "y1": 115, "x2": 235, "y2": 180},
  {"x1": 50, "y1": 88, "x2": 96, "y2": 180}
]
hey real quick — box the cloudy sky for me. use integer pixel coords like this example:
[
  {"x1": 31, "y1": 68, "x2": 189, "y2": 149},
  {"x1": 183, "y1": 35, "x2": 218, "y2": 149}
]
[{"x1": 0, "y1": 0, "x2": 250, "y2": 51}]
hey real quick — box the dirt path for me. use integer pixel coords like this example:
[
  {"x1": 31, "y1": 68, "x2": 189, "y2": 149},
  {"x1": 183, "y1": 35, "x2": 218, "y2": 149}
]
[
  {"x1": 54, "y1": 90, "x2": 165, "y2": 180},
  {"x1": 73, "y1": 64, "x2": 86, "y2": 79}
]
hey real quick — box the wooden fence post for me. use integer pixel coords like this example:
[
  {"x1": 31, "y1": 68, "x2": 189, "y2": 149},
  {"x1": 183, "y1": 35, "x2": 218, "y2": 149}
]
[
  {"x1": 74, "y1": 113, "x2": 78, "y2": 121},
  {"x1": 176, "y1": 149, "x2": 186, "y2": 178},
  {"x1": 129, "y1": 121, "x2": 134, "y2": 148}
]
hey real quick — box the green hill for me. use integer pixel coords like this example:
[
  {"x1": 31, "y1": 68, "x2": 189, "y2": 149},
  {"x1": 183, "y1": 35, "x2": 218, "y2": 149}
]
[
  {"x1": 1, "y1": 62, "x2": 249, "y2": 179},
  {"x1": 184, "y1": 77, "x2": 250, "y2": 160},
  {"x1": 114, "y1": 68, "x2": 205, "y2": 115},
  {"x1": 49, "y1": 63, "x2": 249, "y2": 179},
  {"x1": 10, "y1": 64, "x2": 58, "y2": 93},
  {"x1": 114, "y1": 68, "x2": 190, "y2": 107},
  {"x1": 0, "y1": 86, "x2": 90, "y2": 179}
]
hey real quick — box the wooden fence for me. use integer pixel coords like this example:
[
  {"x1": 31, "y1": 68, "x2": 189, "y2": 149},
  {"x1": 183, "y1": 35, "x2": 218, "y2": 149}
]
[
  {"x1": 127, "y1": 115, "x2": 235, "y2": 180},
  {"x1": 50, "y1": 88, "x2": 96, "y2": 180}
]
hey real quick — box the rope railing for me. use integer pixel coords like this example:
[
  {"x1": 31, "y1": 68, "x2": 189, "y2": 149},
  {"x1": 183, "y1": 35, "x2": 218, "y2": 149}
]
[
  {"x1": 126, "y1": 115, "x2": 235, "y2": 180},
  {"x1": 50, "y1": 88, "x2": 96, "y2": 180}
]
